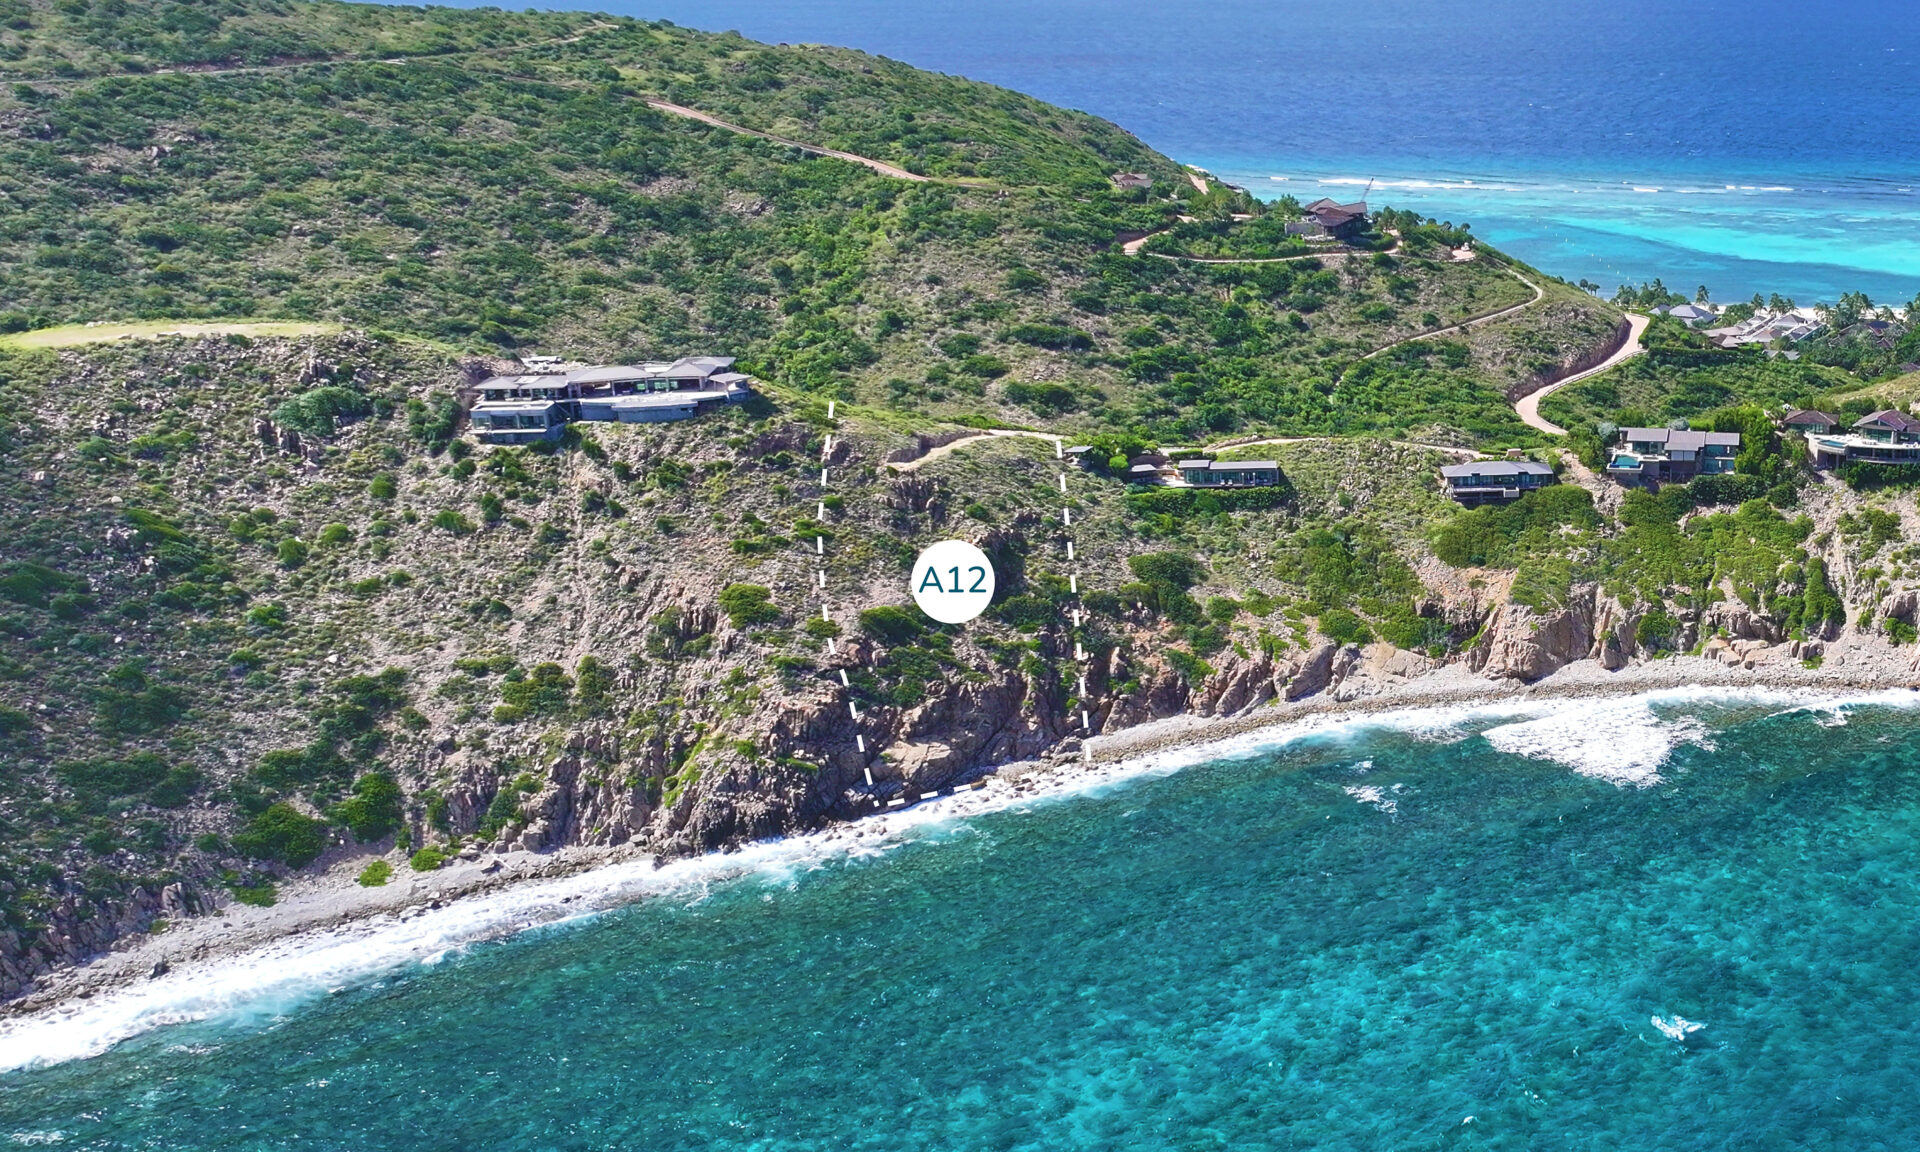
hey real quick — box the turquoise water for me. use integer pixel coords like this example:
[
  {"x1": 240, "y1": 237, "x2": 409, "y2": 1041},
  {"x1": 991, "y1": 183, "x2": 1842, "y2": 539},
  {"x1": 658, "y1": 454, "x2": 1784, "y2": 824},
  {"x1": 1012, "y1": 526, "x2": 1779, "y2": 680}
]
[
  {"x1": 465, "y1": 0, "x2": 1920, "y2": 303},
  {"x1": 9, "y1": 692, "x2": 1920, "y2": 1148}
]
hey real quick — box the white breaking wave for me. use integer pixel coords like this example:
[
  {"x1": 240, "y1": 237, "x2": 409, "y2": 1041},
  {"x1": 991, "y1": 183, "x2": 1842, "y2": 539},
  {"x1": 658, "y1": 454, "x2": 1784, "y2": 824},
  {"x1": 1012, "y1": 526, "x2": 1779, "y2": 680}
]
[
  {"x1": 1480, "y1": 698, "x2": 1711, "y2": 787},
  {"x1": 1651, "y1": 1014, "x2": 1705, "y2": 1041},
  {"x1": 2, "y1": 687, "x2": 1911, "y2": 1071}
]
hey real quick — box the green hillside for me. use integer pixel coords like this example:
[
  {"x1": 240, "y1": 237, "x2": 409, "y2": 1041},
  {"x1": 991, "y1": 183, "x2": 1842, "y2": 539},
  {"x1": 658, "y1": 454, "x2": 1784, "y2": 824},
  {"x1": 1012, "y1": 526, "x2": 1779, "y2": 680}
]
[
  {"x1": 0, "y1": 0, "x2": 1618, "y2": 446},
  {"x1": 0, "y1": 0, "x2": 1639, "y2": 996}
]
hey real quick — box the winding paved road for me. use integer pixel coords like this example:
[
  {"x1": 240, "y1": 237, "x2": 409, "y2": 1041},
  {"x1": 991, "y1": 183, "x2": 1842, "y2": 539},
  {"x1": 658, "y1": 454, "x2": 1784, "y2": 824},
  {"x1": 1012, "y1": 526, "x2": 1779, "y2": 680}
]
[{"x1": 1513, "y1": 312, "x2": 1649, "y2": 435}]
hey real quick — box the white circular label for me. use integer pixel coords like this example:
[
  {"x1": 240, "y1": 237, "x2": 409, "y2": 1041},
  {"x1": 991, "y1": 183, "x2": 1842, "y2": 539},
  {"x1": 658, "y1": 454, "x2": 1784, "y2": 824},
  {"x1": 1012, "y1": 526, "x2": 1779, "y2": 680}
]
[{"x1": 910, "y1": 539, "x2": 996, "y2": 624}]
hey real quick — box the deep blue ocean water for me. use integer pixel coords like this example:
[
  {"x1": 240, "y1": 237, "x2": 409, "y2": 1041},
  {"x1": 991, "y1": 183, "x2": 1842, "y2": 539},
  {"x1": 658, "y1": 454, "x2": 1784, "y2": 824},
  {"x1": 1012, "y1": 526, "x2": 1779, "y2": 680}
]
[
  {"x1": 10, "y1": 692, "x2": 1920, "y2": 1148},
  {"x1": 436, "y1": 0, "x2": 1920, "y2": 305}
]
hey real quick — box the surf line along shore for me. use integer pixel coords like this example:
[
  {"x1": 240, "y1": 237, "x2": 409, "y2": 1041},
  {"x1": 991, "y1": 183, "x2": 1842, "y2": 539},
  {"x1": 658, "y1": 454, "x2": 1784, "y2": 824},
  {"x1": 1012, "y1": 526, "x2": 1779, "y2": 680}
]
[{"x1": 5, "y1": 653, "x2": 1918, "y2": 1049}]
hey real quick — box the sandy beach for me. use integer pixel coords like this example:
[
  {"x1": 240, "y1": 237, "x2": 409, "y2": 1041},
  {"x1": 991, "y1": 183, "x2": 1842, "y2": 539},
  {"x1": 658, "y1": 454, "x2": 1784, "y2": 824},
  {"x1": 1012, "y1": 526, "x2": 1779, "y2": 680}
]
[{"x1": 4, "y1": 651, "x2": 1915, "y2": 1059}]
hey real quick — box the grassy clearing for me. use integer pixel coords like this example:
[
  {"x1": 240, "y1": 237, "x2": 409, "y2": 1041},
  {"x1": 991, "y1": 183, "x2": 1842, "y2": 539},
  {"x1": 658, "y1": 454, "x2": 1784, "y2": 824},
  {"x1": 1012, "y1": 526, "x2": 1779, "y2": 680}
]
[{"x1": 0, "y1": 320, "x2": 339, "y2": 350}]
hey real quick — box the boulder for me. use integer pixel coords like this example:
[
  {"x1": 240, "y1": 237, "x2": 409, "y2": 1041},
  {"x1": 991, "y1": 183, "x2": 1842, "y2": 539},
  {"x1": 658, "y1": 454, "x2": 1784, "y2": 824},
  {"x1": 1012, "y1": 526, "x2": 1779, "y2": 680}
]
[
  {"x1": 1284, "y1": 642, "x2": 1338, "y2": 701},
  {"x1": 1471, "y1": 589, "x2": 1595, "y2": 682}
]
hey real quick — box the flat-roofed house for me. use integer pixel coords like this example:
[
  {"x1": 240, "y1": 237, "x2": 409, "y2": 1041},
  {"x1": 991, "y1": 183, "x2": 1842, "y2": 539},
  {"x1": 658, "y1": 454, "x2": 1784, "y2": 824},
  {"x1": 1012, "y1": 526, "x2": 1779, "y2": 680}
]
[
  {"x1": 472, "y1": 357, "x2": 752, "y2": 440},
  {"x1": 1176, "y1": 458, "x2": 1283, "y2": 488},
  {"x1": 468, "y1": 399, "x2": 571, "y2": 444},
  {"x1": 1605, "y1": 427, "x2": 1741, "y2": 482},
  {"x1": 1439, "y1": 460, "x2": 1554, "y2": 506}
]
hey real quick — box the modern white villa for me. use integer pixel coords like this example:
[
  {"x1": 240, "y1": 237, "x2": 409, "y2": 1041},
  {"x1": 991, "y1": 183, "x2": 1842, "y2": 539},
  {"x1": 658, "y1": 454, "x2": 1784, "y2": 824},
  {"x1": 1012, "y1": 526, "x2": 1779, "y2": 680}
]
[{"x1": 468, "y1": 356, "x2": 752, "y2": 444}]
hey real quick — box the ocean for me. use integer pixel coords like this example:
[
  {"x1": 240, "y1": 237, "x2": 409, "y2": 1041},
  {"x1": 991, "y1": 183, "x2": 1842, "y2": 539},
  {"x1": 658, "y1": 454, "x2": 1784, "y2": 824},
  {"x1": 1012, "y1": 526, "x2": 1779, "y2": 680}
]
[
  {"x1": 10, "y1": 690, "x2": 1920, "y2": 1148},
  {"x1": 439, "y1": 0, "x2": 1920, "y2": 307}
]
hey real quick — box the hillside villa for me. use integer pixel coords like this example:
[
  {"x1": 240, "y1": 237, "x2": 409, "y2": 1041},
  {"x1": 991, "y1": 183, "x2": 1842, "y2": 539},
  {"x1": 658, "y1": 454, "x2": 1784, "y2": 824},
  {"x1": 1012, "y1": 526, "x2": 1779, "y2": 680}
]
[
  {"x1": 1439, "y1": 460, "x2": 1555, "y2": 506},
  {"x1": 1802, "y1": 409, "x2": 1920, "y2": 468},
  {"x1": 1176, "y1": 458, "x2": 1282, "y2": 487},
  {"x1": 469, "y1": 356, "x2": 751, "y2": 444},
  {"x1": 1605, "y1": 426, "x2": 1741, "y2": 483},
  {"x1": 1286, "y1": 198, "x2": 1369, "y2": 242},
  {"x1": 1070, "y1": 450, "x2": 1284, "y2": 489}
]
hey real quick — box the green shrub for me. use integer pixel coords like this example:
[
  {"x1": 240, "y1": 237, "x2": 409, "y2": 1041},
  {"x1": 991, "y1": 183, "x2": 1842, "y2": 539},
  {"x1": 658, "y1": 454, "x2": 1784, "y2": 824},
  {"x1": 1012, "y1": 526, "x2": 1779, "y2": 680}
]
[
  {"x1": 232, "y1": 803, "x2": 330, "y2": 868},
  {"x1": 498, "y1": 663, "x2": 574, "y2": 718},
  {"x1": 0, "y1": 560, "x2": 85, "y2": 608},
  {"x1": 1316, "y1": 608, "x2": 1373, "y2": 646},
  {"x1": 1003, "y1": 382, "x2": 1078, "y2": 413},
  {"x1": 432, "y1": 509, "x2": 476, "y2": 535},
  {"x1": 368, "y1": 473, "x2": 399, "y2": 500},
  {"x1": 272, "y1": 385, "x2": 370, "y2": 437},
  {"x1": 1165, "y1": 648, "x2": 1213, "y2": 685},
  {"x1": 93, "y1": 661, "x2": 186, "y2": 735},
  {"x1": 479, "y1": 772, "x2": 541, "y2": 839},
  {"x1": 575, "y1": 655, "x2": 615, "y2": 710},
  {"x1": 858, "y1": 605, "x2": 924, "y2": 645},
  {"x1": 1637, "y1": 607, "x2": 1679, "y2": 649},
  {"x1": 330, "y1": 773, "x2": 403, "y2": 842},
  {"x1": 410, "y1": 846, "x2": 449, "y2": 872},
  {"x1": 317, "y1": 523, "x2": 354, "y2": 546},
  {"x1": 276, "y1": 538, "x2": 310, "y2": 569},
  {"x1": 228, "y1": 881, "x2": 278, "y2": 908},
  {"x1": 993, "y1": 594, "x2": 1057, "y2": 632},
  {"x1": 718, "y1": 583, "x2": 781, "y2": 628},
  {"x1": 357, "y1": 860, "x2": 394, "y2": 887}
]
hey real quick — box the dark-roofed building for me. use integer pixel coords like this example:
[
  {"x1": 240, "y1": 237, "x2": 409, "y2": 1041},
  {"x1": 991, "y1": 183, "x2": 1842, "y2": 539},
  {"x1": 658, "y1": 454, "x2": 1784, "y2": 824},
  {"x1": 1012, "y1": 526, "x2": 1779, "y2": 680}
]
[
  {"x1": 1286, "y1": 197, "x2": 1369, "y2": 241},
  {"x1": 1176, "y1": 458, "x2": 1282, "y2": 488},
  {"x1": 1782, "y1": 409, "x2": 1841, "y2": 434},
  {"x1": 1803, "y1": 409, "x2": 1920, "y2": 468},
  {"x1": 1851, "y1": 409, "x2": 1920, "y2": 442},
  {"x1": 1111, "y1": 172, "x2": 1154, "y2": 191},
  {"x1": 1606, "y1": 427, "x2": 1741, "y2": 483},
  {"x1": 1439, "y1": 460, "x2": 1555, "y2": 506}
]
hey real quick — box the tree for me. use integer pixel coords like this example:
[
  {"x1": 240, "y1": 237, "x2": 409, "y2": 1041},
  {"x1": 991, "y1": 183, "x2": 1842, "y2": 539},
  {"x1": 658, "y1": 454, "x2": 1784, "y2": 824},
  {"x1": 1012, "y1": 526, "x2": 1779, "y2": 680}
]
[{"x1": 1696, "y1": 285, "x2": 1711, "y2": 304}]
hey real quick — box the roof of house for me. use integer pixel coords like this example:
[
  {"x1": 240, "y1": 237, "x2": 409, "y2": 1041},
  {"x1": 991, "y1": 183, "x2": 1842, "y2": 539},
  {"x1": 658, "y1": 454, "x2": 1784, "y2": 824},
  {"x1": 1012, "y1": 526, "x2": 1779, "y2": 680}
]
[
  {"x1": 1176, "y1": 458, "x2": 1278, "y2": 471},
  {"x1": 1784, "y1": 409, "x2": 1840, "y2": 425},
  {"x1": 476, "y1": 374, "x2": 567, "y2": 390},
  {"x1": 1856, "y1": 409, "x2": 1920, "y2": 432},
  {"x1": 1440, "y1": 461, "x2": 1554, "y2": 480},
  {"x1": 1111, "y1": 172, "x2": 1153, "y2": 189},
  {"x1": 1619, "y1": 428, "x2": 1740, "y2": 450},
  {"x1": 1667, "y1": 303, "x2": 1715, "y2": 321}
]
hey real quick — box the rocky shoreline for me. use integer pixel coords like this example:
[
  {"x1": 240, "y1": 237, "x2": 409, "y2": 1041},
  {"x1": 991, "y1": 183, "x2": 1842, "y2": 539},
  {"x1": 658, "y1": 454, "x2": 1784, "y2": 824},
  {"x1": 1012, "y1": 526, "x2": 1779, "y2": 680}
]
[{"x1": 5, "y1": 650, "x2": 1914, "y2": 1048}]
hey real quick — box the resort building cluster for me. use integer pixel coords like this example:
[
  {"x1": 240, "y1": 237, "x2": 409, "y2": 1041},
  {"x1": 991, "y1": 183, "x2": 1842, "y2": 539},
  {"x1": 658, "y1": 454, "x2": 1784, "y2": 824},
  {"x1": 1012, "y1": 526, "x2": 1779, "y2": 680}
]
[
  {"x1": 1702, "y1": 307, "x2": 1827, "y2": 349},
  {"x1": 468, "y1": 355, "x2": 751, "y2": 444}
]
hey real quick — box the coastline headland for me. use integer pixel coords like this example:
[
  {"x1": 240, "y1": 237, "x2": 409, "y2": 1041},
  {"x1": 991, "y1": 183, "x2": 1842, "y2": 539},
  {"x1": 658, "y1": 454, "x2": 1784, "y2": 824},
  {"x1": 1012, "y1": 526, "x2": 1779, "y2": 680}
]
[{"x1": 4, "y1": 651, "x2": 1915, "y2": 1070}]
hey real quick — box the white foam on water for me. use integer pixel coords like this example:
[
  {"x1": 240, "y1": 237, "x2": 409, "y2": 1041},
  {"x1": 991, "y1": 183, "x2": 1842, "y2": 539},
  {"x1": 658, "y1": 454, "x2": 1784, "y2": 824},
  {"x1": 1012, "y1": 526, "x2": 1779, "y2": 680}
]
[
  {"x1": 1342, "y1": 784, "x2": 1401, "y2": 818},
  {"x1": 3, "y1": 686, "x2": 1911, "y2": 1071},
  {"x1": 1481, "y1": 698, "x2": 1709, "y2": 787},
  {"x1": 1651, "y1": 1014, "x2": 1705, "y2": 1041},
  {"x1": 1479, "y1": 686, "x2": 1920, "y2": 787}
]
